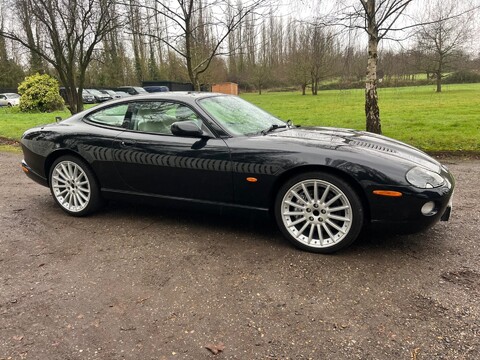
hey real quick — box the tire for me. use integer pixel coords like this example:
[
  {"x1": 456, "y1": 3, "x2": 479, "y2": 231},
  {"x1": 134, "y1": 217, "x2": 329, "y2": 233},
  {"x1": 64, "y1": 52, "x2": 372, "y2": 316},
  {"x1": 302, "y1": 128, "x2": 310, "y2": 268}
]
[
  {"x1": 49, "y1": 155, "x2": 103, "y2": 216},
  {"x1": 274, "y1": 172, "x2": 364, "y2": 253}
]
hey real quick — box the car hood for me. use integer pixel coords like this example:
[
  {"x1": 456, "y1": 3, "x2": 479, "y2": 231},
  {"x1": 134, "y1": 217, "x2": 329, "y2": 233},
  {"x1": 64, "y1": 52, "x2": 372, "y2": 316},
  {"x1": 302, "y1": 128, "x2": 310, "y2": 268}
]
[{"x1": 268, "y1": 127, "x2": 442, "y2": 173}]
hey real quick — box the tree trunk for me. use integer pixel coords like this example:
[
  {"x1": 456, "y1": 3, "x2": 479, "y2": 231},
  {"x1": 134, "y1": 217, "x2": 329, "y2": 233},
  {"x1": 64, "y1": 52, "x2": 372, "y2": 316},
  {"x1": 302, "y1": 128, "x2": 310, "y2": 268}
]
[
  {"x1": 63, "y1": 86, "x2": 79, "y2": 115},
  {"x1": 184, "y1": 8, "x2": 196, "y2": 91},
  {"x1": 194, "y1": 77, "x2": 201, "y2": 91},
  {"x1": 301, "y1": 83, "x2": 306, "y2": 95},
  {"x1": 435, "y1": 57, "x2": 442, "y2": 93},
  {"x1": 365, "y1": 1, "x2": 381, "y2": 134},
  {"x1": 436, "y1": 71, "x2": 442, "y2": 93}
]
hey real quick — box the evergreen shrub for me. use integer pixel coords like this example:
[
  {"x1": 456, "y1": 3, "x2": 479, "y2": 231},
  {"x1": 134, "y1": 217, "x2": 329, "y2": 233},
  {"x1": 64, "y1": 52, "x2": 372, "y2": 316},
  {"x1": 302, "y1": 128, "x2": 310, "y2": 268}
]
[{"x1": 18, "y1": 73, "x2": 64, "y2": 112}]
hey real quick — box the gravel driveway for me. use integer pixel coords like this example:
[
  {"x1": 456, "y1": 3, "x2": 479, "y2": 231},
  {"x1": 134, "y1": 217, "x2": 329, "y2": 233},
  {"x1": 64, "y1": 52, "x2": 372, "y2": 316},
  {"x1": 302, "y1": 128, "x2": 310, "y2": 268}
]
[{"x1": 0, "y1": 151, "x2": 479, "y2": 359}]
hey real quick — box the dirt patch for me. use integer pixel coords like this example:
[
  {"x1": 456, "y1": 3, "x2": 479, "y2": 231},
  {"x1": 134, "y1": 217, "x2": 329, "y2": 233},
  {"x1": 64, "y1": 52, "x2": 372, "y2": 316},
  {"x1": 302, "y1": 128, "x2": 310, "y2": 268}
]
[
  {"x1": 0, "y1": 136, "x2": 20, "y2": 147},
  {"x1": 441, "y1": 269, "x2": 480, "y2": 291},
  {"x1": 0, "y1": 151, "x2": 479, "y2": 359},
  {"x1": 430, "y1": 151, "x2": 480, "y2": 160}
]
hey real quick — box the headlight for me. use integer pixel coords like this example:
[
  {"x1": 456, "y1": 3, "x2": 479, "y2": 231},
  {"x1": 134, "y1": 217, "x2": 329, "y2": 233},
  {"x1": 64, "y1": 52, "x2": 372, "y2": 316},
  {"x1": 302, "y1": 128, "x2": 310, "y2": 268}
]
[{"x1": 406, "y1": 167, "x2": 444, "y2": 189}]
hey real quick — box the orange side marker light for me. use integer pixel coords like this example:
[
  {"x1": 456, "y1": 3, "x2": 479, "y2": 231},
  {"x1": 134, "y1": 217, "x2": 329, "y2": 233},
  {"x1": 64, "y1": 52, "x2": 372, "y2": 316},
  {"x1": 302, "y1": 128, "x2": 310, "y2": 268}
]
[
  {"x1": 373, "y1": 190, "x2": 403, "y2": 197},
  {"x1": 246, "y1": 177, "x2": 258, "y2": 183}
]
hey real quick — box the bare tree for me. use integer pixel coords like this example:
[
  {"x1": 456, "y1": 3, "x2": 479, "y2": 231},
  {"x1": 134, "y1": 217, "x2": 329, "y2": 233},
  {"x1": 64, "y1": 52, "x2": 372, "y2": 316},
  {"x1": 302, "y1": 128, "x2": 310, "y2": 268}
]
[
  {"x1": 250, "y1": 21, "x2": 270, "y2": 94},
  {"x1": 288, "y1": 23, "x2": 312, "y2": 95},
  {"x1": 1, "y1": 0, "x2": 121, "y2": 114},
  {"x1": 416, "y1": 0, "x2": 475, "y2": 92},
  {"x1": 310, "y1": 26, "x2": 336, "y2": 95},
  {"x1": 0, "y1": 11, "x2": 24, "y2": 87},
  {"x1": 336, "y1": 0, "x2": 414, "y2": 134},
  {"x1": 16, "y1": 0, "x2": 43, "y2": 73},
  {"x1": 134, "y1": 0, "x2": 268, "y2": 90}
]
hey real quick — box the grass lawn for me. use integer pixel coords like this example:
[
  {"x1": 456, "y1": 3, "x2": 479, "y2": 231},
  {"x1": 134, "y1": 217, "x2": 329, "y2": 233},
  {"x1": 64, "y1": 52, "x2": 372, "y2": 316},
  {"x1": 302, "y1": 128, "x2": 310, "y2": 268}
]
[
  {"x1": 0, "y1": 84, "x2": 478, "y2": 153},
  {"x1": 0, "y1": 107, "x2": 72, "y2": 140}
]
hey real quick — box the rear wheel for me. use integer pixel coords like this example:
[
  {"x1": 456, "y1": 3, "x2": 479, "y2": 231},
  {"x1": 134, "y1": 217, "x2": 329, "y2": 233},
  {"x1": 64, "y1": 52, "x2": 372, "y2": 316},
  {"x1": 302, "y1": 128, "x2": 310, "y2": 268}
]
[
  {"x1": 49, "y1": 155, "x2": 103, "y2": 216},
  {"x1": 275, "y1": 172, "x2": 364, "y2": 253}
]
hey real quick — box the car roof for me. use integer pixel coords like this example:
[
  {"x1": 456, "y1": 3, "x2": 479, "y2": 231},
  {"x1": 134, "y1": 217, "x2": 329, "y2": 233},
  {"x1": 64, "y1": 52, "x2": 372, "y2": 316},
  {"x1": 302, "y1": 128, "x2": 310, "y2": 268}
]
[
  {"x1": 117, "y1": 86, "x2": 144, "y2": 89},
  {"x1": 90, "y1": 92, "x2": 225, "y2": 106},
  {"x1": 143, "y1": 85, "x2": 168, "y2": 89},
  {"x1": 126, "y1": 91, "x2": 223, "y2": 101}
]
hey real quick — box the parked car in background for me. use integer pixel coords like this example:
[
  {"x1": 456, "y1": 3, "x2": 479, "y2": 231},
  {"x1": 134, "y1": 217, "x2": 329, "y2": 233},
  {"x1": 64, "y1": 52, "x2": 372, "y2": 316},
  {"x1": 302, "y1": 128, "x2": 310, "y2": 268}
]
[
  {"x1": 58, "y1": 88, "x2": 96, "y2": 104},
  {"x1": 100, "y1": 89, "x2": 121, "y2": 99},
  {"x1": 85, "y1": 89, "x2": 112, "y2": 102},
  {"x1": 114, "y1": 86, "x2": 148, "y2": 95},
  {"x1": 0, "y1": 93, "x2": 21, "y2": 106},
  {"x1": 114, "y1": 91, "x2": 131, "y2": 98},
  {"x1": 143, "y1": 86, "x2": 169, "y2": 93},
  {"x1": 82, "y1": 90, "x2": 95, "y2": 104}
]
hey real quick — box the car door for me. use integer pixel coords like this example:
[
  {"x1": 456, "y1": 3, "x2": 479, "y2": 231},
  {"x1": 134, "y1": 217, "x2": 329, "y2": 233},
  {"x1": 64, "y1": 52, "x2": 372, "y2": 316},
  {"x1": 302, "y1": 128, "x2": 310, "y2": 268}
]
[
  {"x1": 79, "y1": 102, "x2": 132, "y2": 190},
  {"x1": 113, "y1": 100, "x2": 233, "y2": 203},
  {"x1": 0, "y1": 95, "x2": 7, "y2": 106}
]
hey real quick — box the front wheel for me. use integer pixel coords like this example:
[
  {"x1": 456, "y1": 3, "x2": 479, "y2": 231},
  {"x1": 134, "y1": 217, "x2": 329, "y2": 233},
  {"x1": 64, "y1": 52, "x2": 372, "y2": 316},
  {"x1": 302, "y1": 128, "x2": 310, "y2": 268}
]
[
  {"x1": 49, "y1": 155, "x2": 103, "y2": 216},
  {"x1": 275, "y1": 172, "x2": 364, "y2": 253}
]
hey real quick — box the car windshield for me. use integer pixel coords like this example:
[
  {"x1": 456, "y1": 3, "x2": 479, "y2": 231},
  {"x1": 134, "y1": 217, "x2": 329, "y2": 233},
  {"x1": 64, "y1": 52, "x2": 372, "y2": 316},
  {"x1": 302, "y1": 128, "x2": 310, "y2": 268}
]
[
  {"x1": 198, "y1": 96, "x2": 285, "y2": 136},
  {"x1": 134, "y1": 87, "x2": 147, "y2": 93},
  {"x1": 6, "y1": 93, "x2": 19, "y2": 99}
]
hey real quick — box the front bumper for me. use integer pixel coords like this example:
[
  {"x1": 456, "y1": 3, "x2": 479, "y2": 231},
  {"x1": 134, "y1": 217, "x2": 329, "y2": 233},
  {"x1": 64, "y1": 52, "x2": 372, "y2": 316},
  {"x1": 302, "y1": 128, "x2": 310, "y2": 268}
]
[{"x1": 367, "y1": 168, "x2": 455, "y2": 233}]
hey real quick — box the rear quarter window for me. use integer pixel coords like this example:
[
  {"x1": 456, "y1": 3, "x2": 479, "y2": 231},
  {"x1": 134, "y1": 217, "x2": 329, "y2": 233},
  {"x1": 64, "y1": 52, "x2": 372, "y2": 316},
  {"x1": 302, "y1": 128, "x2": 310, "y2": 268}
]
[{"x1": 85, "y1": 104, "x2": 129, "y2": 127}]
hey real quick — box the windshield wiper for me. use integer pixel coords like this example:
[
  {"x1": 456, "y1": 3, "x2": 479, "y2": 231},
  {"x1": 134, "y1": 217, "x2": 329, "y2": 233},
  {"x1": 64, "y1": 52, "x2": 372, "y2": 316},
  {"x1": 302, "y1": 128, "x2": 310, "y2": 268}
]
[
  {"x1": 261, "y1": 124, "x2": 287, "y2": 135},
  {"x1": 261, "y1": 120, "x2": 296, "y2": 135}
]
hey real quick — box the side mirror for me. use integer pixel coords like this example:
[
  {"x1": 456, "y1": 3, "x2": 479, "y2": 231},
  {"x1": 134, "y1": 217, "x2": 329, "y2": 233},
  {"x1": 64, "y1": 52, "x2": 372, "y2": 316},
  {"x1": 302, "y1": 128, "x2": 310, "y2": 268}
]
[{"x1": 171, "y1": 120, "x2": 208, "y2": 138}]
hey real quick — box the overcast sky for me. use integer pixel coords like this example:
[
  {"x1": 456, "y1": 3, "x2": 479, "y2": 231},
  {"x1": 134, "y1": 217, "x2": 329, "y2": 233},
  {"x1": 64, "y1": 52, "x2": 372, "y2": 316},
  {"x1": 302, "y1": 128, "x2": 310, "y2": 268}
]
[{"x1": 275, "y1": 0, "x2": 480, "y2": 54}]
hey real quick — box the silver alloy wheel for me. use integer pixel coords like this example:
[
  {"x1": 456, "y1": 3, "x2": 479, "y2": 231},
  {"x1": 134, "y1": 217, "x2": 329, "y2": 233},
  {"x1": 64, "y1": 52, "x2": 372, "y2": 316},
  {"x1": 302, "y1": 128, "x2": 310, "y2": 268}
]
[
  {"x1": 51, "y1": 161, "x2": 91, "y2": 213},
  {"x1": 280, "y1": 179, "x2": 353, "y2": 248}
]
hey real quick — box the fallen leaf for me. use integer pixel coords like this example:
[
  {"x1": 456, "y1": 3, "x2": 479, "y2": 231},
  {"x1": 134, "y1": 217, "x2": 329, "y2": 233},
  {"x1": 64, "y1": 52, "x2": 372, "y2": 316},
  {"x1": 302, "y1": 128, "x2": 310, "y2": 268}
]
[
  {"x1": 411, "y1": 348, "x2": 420, "y2": 360},
  {"x1": 205, "y1": 342, "x2": 225, "y2": 355},
  {"x1": 13, "y1": 335, "x2": 24, "y2": 341}
]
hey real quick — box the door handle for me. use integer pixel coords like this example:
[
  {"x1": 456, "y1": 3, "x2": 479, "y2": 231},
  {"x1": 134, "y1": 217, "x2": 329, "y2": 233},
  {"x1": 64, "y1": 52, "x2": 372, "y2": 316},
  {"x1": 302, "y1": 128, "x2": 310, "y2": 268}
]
[{"x1": 120, "y1": 140, "x2": 136, "y2": 147}]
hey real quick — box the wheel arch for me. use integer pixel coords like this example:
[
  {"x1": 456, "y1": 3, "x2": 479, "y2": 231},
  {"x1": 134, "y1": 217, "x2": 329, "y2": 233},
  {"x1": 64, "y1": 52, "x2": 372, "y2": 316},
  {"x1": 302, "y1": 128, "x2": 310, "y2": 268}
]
[
  {"x1": 269, "y1": 165, "x2": 371, "y2": 222},
  {"x1": 44, "y1": 150, "x2": 98, "y2": 186}
]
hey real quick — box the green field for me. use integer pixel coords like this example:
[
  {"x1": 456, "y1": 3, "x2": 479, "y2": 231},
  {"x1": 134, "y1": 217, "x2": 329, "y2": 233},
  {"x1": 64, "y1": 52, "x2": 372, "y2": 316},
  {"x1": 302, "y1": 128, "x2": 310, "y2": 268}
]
[
  {"x1": 0, "y1": 83, "x2": 479, "y2": 153},
  {"x1": 242, "y1": 83, "x2": 480, "y2": 152},
  {"x1": 0, "y1": 107, "x2": 71, "y2": 141}
]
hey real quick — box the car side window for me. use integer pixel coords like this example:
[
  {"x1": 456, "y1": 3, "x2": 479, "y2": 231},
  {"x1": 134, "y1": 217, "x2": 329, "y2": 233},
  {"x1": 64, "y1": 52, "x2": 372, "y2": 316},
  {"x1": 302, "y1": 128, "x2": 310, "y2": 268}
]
[
  {"x1": 85, "y1": 104, "x2": 129, "y2": 127},
  {"x1": 131, "y1": 101, "x2": 202, "y2": 135}
]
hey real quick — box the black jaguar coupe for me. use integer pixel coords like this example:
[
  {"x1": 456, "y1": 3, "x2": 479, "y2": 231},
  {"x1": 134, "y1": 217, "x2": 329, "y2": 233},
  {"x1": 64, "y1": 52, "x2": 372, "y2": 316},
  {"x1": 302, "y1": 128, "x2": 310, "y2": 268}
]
[{"x1": 21, "y1": 92, "x2": 454, "y2": 253}]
